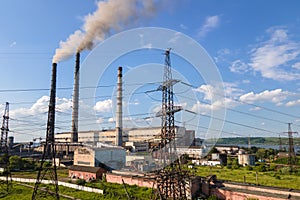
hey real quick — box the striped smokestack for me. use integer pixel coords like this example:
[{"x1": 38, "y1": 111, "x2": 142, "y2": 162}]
[
  {"x1": 115, "y1": 66, "x2": 123, "y2": 146},
  {"x1": 71, "y1": 52, "x2": 80, "y2": 143}
]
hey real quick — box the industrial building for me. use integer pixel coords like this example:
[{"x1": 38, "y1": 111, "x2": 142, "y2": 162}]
[
  {"x1": 73, "y1": 144, "x2": 126, "y2": 170},
  {"x1": 55, "y1": 126, "x2": 195, "y2": 151},
  {"x1": 238, "y1": 153, "x2": 256, "y2": 166},
  {"x1": 69, "y1": 165, "x2": 107, "y2": 180}
]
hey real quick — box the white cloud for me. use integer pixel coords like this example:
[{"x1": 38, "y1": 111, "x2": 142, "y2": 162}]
[
  {"x1": 96, "y1": 117, "x2": 104, "y2": 124},
  {"x1": 194, "y1": 83, "x2": 243, "y2": 101},
  {"x1": 242, "y1": 80, "x2": 251, "y2": 84},
  {"x1": 108, "y1": 117, "x2": 115, "y2": 123},
  {"x1": 11, "y1": 96, "x2": 49, "y2": 118},
  {"x1": 223, "y1": 82, "x2": 244, "y2": 97},
  {"x1": 214, "y1": 48, "x2": 230, "y2": 63},
  {"x1": 191, "y1": 97, "x2": 236, "y2": 114},
  {"x1": 286, "y1": 99, "x2": 300, "y2": 107},
  {"x1": 249, "y1": 106, "x2": 262, "y2": 111},
  {"x1": 239, "y1": 89, "x2": 292, "y2": 105},
  {"x1": 128, "y1": 99, "x2": 140, "y2": 106},
  {"x1": 198, "y1": 15, "x2": 220, "y2": 38},
  {"x1": 230, "y1": 59, "x2": 250, "y2": 74},
  {"x1": 10, "y1": 96, "x2": 73, "y2": 118},
  {"x1": 249, "y1": 28, "x2": 300, "y2": 81},
  {"x1": 192, "y1": 83, "x2": 241, "y2": 113},
  {"x1": 292, "y1": 62, "x2": 300, "y2": 70},
  {"x1": 9, "y1": 41, "x2": 17, "y2": 48},
  {"x1": 94, "y1": 99, "x2": 112, "y2": 113},
  {"x1": 142, "y1": 43, "x2": 152, "y2": 49},
  {"x1": 180, "y1": 24, "x2": 187, "y2": 29},
  {"x1": 56, "y1": 97, "x2": 72, "y2": 112},
  {"x1": 168, "y1": 32, "x2": 182, "y2": 44}
]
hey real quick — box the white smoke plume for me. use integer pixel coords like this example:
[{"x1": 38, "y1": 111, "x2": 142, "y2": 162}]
[{"x1": 52, "y1": 0, "x2": 157, "y2": 63}]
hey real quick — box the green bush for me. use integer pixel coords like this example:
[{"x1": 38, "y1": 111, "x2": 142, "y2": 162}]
[
  {"x1": 281, "y1": 166, "x2": 292, "y2": 174},
  {"x1": 245, "y1": 165, "x2": 253, "y2": 171},
  {"x1": 256, "y1": 164, "x2": 266, "y2": 172},
  {"x1": 76, "y1": 179, "x2": 86, "y2": 186},
  {"x1": 208, "y1": 195, "x2": 218, "y2": 200}
]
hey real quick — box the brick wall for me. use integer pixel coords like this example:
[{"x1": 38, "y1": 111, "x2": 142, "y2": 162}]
[{"x1": 106, "y1": 173, "x2": 155, "y2": 188}]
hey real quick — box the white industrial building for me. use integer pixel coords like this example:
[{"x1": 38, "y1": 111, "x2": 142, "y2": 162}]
[
  {"x1": 73, "y1": 144, "x2": 126, "y2": 170},
  {"x1": 176, "y1": 147, "x2": 204, "y2": 159},
  {"x1": 238, "y1": 154, "x2": 256, "y2": 166},
  {"x1": 55, "y1": 126, "x2": 195, "y2": 150}
]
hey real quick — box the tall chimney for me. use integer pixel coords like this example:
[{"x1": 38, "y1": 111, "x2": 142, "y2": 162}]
[
  {"x1": 71, "y1": 52, "x2": 80, "y2": 143},
  {"x1": 46, "y1": 63, "x2": 57, "y2": 154},
  {"x1": 115, "y1": 67, "x2": 123, "y2": 146}
]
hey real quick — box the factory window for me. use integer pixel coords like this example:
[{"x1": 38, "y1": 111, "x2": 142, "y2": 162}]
[{"x1": 77, "y1": 161, "x2": 91, "y2": 165}]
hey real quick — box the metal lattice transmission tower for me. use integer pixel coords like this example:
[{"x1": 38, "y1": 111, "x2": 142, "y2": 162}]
[
  {"x1": 284, "y1": 123, "x2": 298, "y2": 165},
  {"x1": 278, "y1": 135, "x2": 283, "y2": 151},
  {"x1": 0, "y1": 102, "x2": 12, "y2": 194},
  {"x1": 155, "y1": 49, "x2": 188, "y2": 200},
  {"x1": 32, "y1": 63, "x2": 59, "y2": 200}
]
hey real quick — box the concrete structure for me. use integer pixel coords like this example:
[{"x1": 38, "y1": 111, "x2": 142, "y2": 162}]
[
  {"x1": 214, "y1": 145, "x2": 239, "y2": 155},
  {"x1": 202, "y1": 178, "x2": 300, "y2": 200},
  {"x1": 176, "y1": 147, "x2": 204, "y2": 159},
  {"x1": 238, "y1": 154, "x2": 256, "y2": 166},
  {"x1": 125, "y1": 154, "x2": 156, "y2": 172},
  {"x1": 74, "y1": 145, "x2": 126, "y2": 170},
  {"x1": 69, "y1": 165, "x2": 107, "y2": 181},
  {"x1": 106, "y1": 171, "x2": 201, "y2": 199},
  {"x1": 200, "y1": 160, "x2": 221, "y2": 166},
  {"x1": 115, "y1": 67, "x2": 123, "y2": 146},
  {"x1": 55, "y1": 126, "x2": 195, "y2": 148},
  {"x1": 211, "y1": 153, "x2": 227, "y2": 165},
  {"x1": 71, "y1": 52, "x2": 80, "y2": 143},
  {"x1": 124, "y1": 141, "x2": 149, "y2": 152}
]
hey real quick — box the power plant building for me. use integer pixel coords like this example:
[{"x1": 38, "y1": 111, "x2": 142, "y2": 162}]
[
  {"x1": 73, "y1": 145, "x2": 126, "y2": 170},
  {"x1": 55, "y1": 126, "x2": 195, "y2": 149}
]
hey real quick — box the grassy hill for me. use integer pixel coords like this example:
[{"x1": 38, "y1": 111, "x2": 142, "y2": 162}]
[{"x1": 213, "y1": 137, "x2": 300, "y2": 146}]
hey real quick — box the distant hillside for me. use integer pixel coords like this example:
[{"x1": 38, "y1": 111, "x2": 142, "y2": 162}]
[{"x1": 213, "y1": 137, "x2": 300, "y2": 145}]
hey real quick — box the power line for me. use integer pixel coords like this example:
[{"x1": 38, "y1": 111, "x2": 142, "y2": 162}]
[
  {"x1": 0, "y1": 81, "x2": 161, "y2": 93},
  {"x1": 183, "y1": 109, "x2": 278, "y2": 134},
  {"x1": 179, "y1": 82, "x2": 300, "y2": 119},
  {"x1": 176, "y1": 93, "x2": 291, "y2": 126}
]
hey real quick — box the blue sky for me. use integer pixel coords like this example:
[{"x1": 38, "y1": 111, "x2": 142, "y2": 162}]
[{"x1": 1, "y1": 0, "x2": 300, "y2": 142}]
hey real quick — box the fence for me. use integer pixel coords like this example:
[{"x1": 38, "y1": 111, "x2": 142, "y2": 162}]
[{"x1": 0, "y1": 176, "x2": 103, "y2": 194}]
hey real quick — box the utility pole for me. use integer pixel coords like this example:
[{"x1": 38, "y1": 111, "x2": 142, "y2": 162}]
[
  {"x1": 155, "y1": 49, "x2": 188, "y2": 199},
  {"x1": 278, "y1": 135, "x2": 282, "y2": 152},
  {"x1": 0, "y1": 102, "x2": 12, "y2": 194},
  {"x1": 283, "y1": 123, "x2": 297, "y2": 166},
  {"x1": 248, "y1": 136, "x2": 251, "y2": 150},
  {"x1": 32, "y1": 63, "x2": 59, "y2": 199}
]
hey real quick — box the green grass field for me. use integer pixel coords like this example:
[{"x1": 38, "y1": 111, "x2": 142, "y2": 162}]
[
  {"x1": 0, "y1": 181, "x2": 153, "y2": 200},
  {"x1": 5, "y1": 168, "x2": 153, "y2": 200},
  {"x1": 192, "y1": 165, "x2": 300, "y2": 190},
  {"x1": 0, "y1": 183, "x2": 104, "y2": 200}
]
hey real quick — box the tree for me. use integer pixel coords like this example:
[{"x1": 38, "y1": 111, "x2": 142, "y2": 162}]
[
  {"x1": 209, "y1": 147, "x2": 219, "y2": 154},
  {"x1": 256, "y1": 149, "x2": 266, "y2": 161},
  {"x1": 9, "y1": 155, "x2": 24, "y2": 170}
]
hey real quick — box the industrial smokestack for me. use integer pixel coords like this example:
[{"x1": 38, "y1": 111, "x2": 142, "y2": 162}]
[
  {"x1": 115, "y1": 67, "x2": 123, "y2": 146},
  {"x1": 71, "y1": 53, "x2": 80, "y2": 143},
  {"x1": 52, "y1": 0, "x2": 158, "y2": 63},
  {"x1": 45, "y1": 63, "x2": 57, "y2": 154}
]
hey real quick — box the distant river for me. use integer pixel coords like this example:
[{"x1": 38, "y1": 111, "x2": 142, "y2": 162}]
[{"x1": 217, "y1": 144, "x2": 300, "y2": 151}]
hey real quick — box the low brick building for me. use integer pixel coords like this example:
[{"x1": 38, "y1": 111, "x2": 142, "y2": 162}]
[{"x1": 69, "y1": 165, "x2": 107, "y2": 181}]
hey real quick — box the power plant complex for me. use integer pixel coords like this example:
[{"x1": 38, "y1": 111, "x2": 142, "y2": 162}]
[{"x1": 1, "y1": 1, "x2": 299, "y2": 199}]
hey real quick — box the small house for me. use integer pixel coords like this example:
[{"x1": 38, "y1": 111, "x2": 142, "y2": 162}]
[{"x1": 69, "y1": 165, "x2": 107, "y2": 181}]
